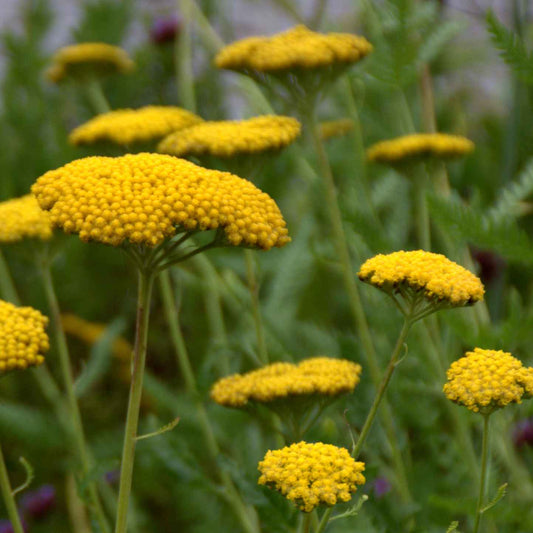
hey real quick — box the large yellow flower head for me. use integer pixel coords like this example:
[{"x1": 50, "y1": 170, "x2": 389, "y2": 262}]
[
  {"x1": 366, "y1": 133, "x2": 474, "y2": 166},
  {"x1": 215, "y1": 25, "x2": 372, "y2": 73},
  {"x1": 158, "y1": 116, "x2": 301, "y2": 158},
  {"x1": 46, "y1": 42, "x2": 134, "y2": 83},
  {"x1": 69, "y1": 106, "x2": 204, "y2": 147},
  {"x1": 443, "y1": 348, "x2": 533, "y2": 414},
  {"x1": 0, "y1": 300, "x2": 49, "y2": 375},
  {"x1": 31, "y1": 153, "x2": 290, "y2": 249},
  {"x1": 0, "y1": 195, "x2": 53, "y2": 243},
  {"x1": 258, "y1": 441, "x2": 365, "y2": 512},
  {"x1": 211, "y1": 357, "x2": 362, "y2": 407}
]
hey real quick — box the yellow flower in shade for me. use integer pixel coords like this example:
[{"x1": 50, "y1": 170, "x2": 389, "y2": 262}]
[
  {"x1": 0, "y1": 300, "x2": 49, "y2": 375},
  {"x1": 320, "y1": 119, "x2": 354, "y2": 140},
  {"x1": 31, "y1": 153, "x2": 290, "y2": 249},
  {"x1": 0, "y1": 195, "x2": 53, "y2": 243},
  {"x1": 46, "y1": 42, "x2": 134, "y2": 83},
  {"x1": 358, "y1": 250, "x2": 484, "y2": 310},
  {"x1": 443, "y1": 348, "x2": 533, "y2": 414},
  {"x1": 366, "y1": 133, "x2": 474, "y2": 165},
  {"x1": 215, "y1": 25, "x2": 372, "y2": 73},
  {"x1": 258, "y1": 441, "x2": 365, "y2": 512},
  {"x1": 158, "y1": 116, "x2": 301, "y2": 158},
  {"x1": 69, "y1": 106, "x2": 204, "y2": 147},
  {"x1": 211, "y1": 357, "x2": 362, "y2": 407}
]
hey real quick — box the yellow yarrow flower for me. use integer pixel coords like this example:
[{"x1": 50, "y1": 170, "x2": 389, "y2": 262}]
[
  {"x1": 158, "y1": 116, "x2": 301, "y2": 158},
  {"x1": 320, "y1": 119, "x2": 354, "y2": 140},
  {"x1": 0, "y1": 300, "x2": 49, "y2": 375},
  {"x1": 0, "y1": 195, "x2": 53, "y2": 243},
  {"x1": 258, "y1": 441, "x2": 365, "y2": 512},
  {"x1": 443, "y1": 348, "x2": 533, "y2": 414},
  {"x1": 31, "y1": 153, "x2": 290, "y2": 249},
  {"x1": 46, "y1": 42, "x2": 134, "y2": 83},
  {"x1": 211, "y1": 357, "x2": 362, "y2": 407},
  {"x1": 358, "y1": 250, "x2": 484, "y2": 309},
  {"x1": 69, "y1": 106, "x2": 204, "y2": 147},
  {"x1": 366, "y1": 133, "x2": 474, "y2": 165}
]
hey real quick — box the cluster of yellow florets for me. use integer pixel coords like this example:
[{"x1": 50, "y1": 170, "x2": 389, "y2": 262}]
[
  {"x1": 0, "y1": 300, "x2": 49, "y2": 375},
  {"x1": 320, "y1": 119, "x2": 354, "y2": 140},
  {"x1": 158, "y1": 116, "x2": 301, "y2": 158},
  {"x1": 31, "y1": 153, "x2": 290, "y2": 249},
  {"x1": 258, "y1": 441, "x2": 365, "y2": 512},
  {"x1": 443, "y1": 348, "x2": 533, "y2": 414},
  {"x1": 215, "y1": 25, "x2": 372, "y2": 73},
  {"x1": 0, "y1": 195, "x2": 53, "y2": 243},
  {"x1": 69, "y1": 106, "x2": 204, "y2": 146},
  {"x1": 211, "y1": 357, "x2": 362, "y2": 407},
  {"x1": 366, "y1": 133, "x2": 474, "y2": 165},
  {"x1": 358, "y1": 250, "x2": 484, "y2": 307}
]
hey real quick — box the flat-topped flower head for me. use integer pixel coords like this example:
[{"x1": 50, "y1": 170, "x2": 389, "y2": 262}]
[
  {"x1": 258, "y1": 441, "x2": 365, "y2": 512},
  {"x1": 320, "y1": 119, "x2": 354, "y2": 141},
  {"x1": 0, "y1": 195, "x2": 53, "y2": 243},
  {"x1": 443, "y1": 348, "x2": 533, "y2": 414},
  {"x1": 31, "y1": 153, "x2": 290, "y2": 250},
  {"x1": 158, "y1": 116, "x2": 301, "y2": 158},
  {"x1": 46, "y1": 42, "x2": 134, "y2": 83},
  {"x1": 366, "y1": 133, "x2": 474, "y2": 166},
  {"x1": 211, "y1": 357, "x2": 362, "y2": 407},
  {"x1": 358, "y1": 250, "x2": 484, "y2": 318},
  {"x1": 69, "y1": 106, "x2": 204, "y2": 147},
  {"x1": 0, "y1": 300, "x2": 49, "y2": 375}
]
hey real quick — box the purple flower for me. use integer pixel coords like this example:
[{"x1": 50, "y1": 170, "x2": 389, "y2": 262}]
[
  {"x1": 513, "y1": 418, "x2": 533, "y2": 448},
  {"x1": 20, "y1": 485, "x2": 55, "y2": 521},
  {"x1": 150, "y1": 15, "x2": 181, "y2": 45},
  {"x1": 373, "y1": 476, "x2": 391, "y2": 498},
  {"x1": 0, "y1": 518, "x2": 28, "y2": 533}
]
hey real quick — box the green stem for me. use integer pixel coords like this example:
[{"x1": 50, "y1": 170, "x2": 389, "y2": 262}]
[
  {"x1": 0, "y1": 444, "x2": 25, "y2": 533},
  {"x1": 84, "y1": 78, "x2": 111, "y2": 114},
  {"x1": 413, "y1": 167, "x2": 431, "y2": 250},
  {"x1": 315, "y1": 508, "x2": 332, "y2": 533},
  {"x1": 0, "y1": 250, "x2": 20, "y2": 305},
  {"x1": 473, "y1": 414, "x2": 491, "y2": 533},
  {"x1": 176, "y1": 0, "x2": 196, "y2": 112},
  {"x1": 299, "y1": 512, "x2": 312, "y2": 533}
]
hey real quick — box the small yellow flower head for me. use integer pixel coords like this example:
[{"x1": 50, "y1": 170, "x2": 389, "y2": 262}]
[
  {"x1": 258, "y1": 441, "x2": 365, "y2": 512},
  {"x1": 320, "y1": 119, "x2": 354, "y2": 140},
  {"x1": 0, "y1": 195, "x2": 53, "y2": 243},
  {"x1": 443, "y1": 348, "x2": 533, "y2": 414},
  {"x1": 366, "y1": 133, "x2": 474, "y2": 165},
  {"x1": 158, "y1": 116, "x2": 301, "y2": 158},
  {"x1": 46, "y1": 42, "x2": 134, "y2": 83},
  {"x1": 0, "y1": 300, "x2": 49, "y2": 375},
  {"x1": 31, "y1": 153, "x2": 290, "y2": 249},
  {"x1": 358, "y1": 250, "x2": 484, "y2": 308},
  {"x1": 215, "y1": 25, "x2": 372, "y2": 73},
  {"x1": 69, "y1": 106, "x2": 204, "y2": 147},
  {"x1": 211, "y1": 357, "x2": 362, "y2": 407}
]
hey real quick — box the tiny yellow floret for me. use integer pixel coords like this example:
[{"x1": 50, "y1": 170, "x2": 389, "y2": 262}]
[
  {"x1": 0, "y1": 300, "x2": 49, "y2": 375},
  {"x1": 158, "y1": 115, "x2": 301, "y2": 158},
  {"x1": 69, "y1": 106, "x2": 204, "y2": 146},
  {"x1": 443, "y1": 348, "x2": 533, "y2": 414},
  {"x1": 0, "y1": 195, "x2": 53, "y2": 243},
  {"x1": 358, "y1": 250, "x2": 484, "y2": 307},
  {"x1": 258, "y1": 441, "x2": 365, "y2": 512},
  {"x1": 31, "y1": 153, "x2": 290, "y2": 249},
  {"x1": 211, "y1": 357, "x2": 362, "y2": 407}
]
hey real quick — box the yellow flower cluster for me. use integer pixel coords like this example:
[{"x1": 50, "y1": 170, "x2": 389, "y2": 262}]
[
  {"x1": 69, "y1": 106, "x2": 204, "y2": 147},
  {"x1": 320, "y1": 119, "x2": 354, "y2": 140},
  {"x1": 215, "y1": 25, "x2": 372, "y2": 73},
  {"x1": 258, "y1": 441, "x2": 365, "y2": 512},
  {"x1": 443, "y1": 348, "x2": 533, "y2": 414},
  {"x1": 0, "y1": 300, "x2": 49, "y2": 375},
  {"x1": 47, "y1": 42, "x2": 134, "y2": 83},
  {"x1": 0, "y1": 195, "x2": 52, "y2": 243},
  {"x1": 358, "y1": 250, "x2": 484, "y2": 307},
  {"x1": 158, "y1": 116, "x2": 301, "y2": 158},
  {"x1": 366, "y1": 133, "x2": 474, "y2": 164},
  {"x1": 31, "y1": 153, "x2": 290, "y2": 249},
  {"x1": 211, "y1": 357, "x2": 362, "y2": 407}
]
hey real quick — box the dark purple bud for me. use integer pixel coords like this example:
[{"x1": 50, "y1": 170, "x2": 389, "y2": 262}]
[
  {"x1": 470, "y1": 247, "x2": 505, "y2": 285},
  {"x1": 20, "y1": 484, "x2": 55, "y2": 520},
  {"x1": 513, "y1": 418, "x2": 533, "y2": 448},
  {"x1": 150, "y1": 15, "x2": 181, "y2": 45},
  {"x1": 0, "y1": 518, "x2": 28, "y2": 533},
  {"x1": 104, "y1": 469, "x2": 120, "y2": 485},
  {"x1": 373, "y1": 476, "x2": 391, "y2": 498}
]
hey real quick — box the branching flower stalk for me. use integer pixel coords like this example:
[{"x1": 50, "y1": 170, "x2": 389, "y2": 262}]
[{"x1": 474, "y1": 414, "x2": 491, "y2": 533}]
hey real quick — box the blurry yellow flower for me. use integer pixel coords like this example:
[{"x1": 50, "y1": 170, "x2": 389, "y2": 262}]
[
  {"x1": 69, "y1": 106, "x2": 204, "y2": 147},
  {"x1": 320, "y1": 119, "x2": 354, "y2": 141},
  {"x1": 0, "y1": 195, "x2": 52, "y2": 243},
  {"x1": 0, "y1": 300, "x2": 49, "y2": 375},
  {"x1": 211, "y1": 357, "x2": 362, "y2": 407},
  {"x1": 31, "y1": 153, "x2": 290, "y2": 250},
  {"x1": 443, "y1": 348, "x2": 533, "y2": 414},
  {"x1": 46, "y1": 42, "x2": 134, "y2": 83},
  {"x1": 258, "y1": 441, "x2": 365, "y2": 512},
  {"x1": 366, "y1": 133, "x2": 474, "y2": 165},
  {"x1": 158, "y1": 115, "x2": 301, "y2": 158}
]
